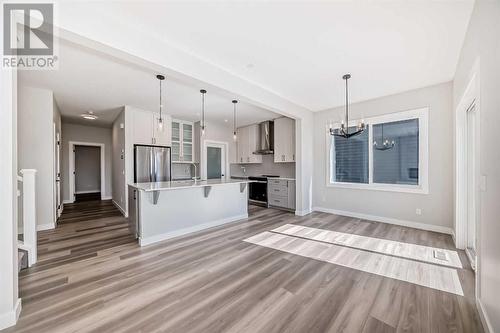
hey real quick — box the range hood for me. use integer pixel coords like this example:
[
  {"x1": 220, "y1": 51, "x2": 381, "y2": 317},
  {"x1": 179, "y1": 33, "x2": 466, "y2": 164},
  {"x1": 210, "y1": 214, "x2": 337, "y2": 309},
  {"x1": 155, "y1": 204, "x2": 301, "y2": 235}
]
[{"x1": 253, "y1": 121, "x2": 274, "y2": 155}]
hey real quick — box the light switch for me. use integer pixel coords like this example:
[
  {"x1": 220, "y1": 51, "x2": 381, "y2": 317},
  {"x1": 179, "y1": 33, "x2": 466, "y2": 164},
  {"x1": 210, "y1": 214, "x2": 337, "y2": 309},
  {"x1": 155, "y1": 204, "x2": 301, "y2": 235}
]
[{"x1": 415, "y1": 208, "x2": 422, "y2": 215}]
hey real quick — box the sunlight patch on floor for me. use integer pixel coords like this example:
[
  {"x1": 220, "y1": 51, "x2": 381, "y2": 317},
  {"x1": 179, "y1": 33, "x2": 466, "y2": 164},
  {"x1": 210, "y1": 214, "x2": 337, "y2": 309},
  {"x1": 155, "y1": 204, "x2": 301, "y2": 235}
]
[
  {"x1": 244, "y1": 231, "x2": 464, "y2": 296},
  {"x1": 271, "y1": 224, "x2": 462, "y2": 268}
]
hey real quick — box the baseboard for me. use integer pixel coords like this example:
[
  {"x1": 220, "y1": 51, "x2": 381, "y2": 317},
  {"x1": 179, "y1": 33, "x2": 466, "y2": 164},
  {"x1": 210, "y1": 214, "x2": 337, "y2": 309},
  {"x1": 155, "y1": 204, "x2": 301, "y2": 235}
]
[
  {"x1": 75, "y1": 190, "x2": 100, "y2": 194},
  {"x1": 139, "y1": 213, "x2": 249, "y2": 247},
  {"x1": 0, "y1": 298, "x2": 21, "y2": 330},
  {"x1": 312, "y1": 206, "x2": 453, "y2": 235},
  {"x1": 451, "y1": 230, "x2": 457, "y2": 248},
  {"x1": 477, "y1": 298, "x2": 493, "y2": 333},
  {"x1": 63, "y1": 199, "x2": 73, "y2": 204},
  {"x1": 101, "y1": 196, "x2": 112, "y2": 200},
  {"x1": 112, "y1": 200, "x2": 126, "y2": 217},
  {"x1": 295, "y1": 208, "x2": 312, "y2": 216},
  {"x1": 37, "y1": 223, "x2": 55, "y2": 231}
]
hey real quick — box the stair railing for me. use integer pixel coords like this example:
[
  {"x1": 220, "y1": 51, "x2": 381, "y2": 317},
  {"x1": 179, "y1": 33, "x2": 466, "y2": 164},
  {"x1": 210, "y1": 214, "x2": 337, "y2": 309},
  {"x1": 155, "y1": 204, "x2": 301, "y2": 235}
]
[{"x1": 18, "y1": 169, "x2": 37, "y2": 267}]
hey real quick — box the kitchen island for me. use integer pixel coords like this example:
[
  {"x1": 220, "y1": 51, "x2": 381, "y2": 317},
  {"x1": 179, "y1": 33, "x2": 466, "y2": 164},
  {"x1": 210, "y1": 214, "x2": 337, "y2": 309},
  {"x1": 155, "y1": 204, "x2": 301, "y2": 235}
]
[{"x1": 128, "y1": 179, "x2": 252, "y2": 246}]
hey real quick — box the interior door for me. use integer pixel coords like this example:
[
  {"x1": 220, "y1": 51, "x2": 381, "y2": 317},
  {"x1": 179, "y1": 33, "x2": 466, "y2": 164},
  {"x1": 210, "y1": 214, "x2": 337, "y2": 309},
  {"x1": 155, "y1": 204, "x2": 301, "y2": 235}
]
[
  {"x1": 206, "y1": 144, "x2": 226, "y2": 179},
  {"x1": 466, "y1": 103, "x2": 477, "y2": 265}
]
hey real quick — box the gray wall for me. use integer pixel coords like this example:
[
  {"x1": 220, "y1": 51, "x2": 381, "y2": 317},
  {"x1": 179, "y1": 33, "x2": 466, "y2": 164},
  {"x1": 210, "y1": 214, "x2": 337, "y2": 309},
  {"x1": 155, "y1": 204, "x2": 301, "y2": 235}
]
[
  {"x1": 74, "y1": 146, "x2": 101, "y2": 193},
  {"x1": 17, "y1": 86, "x2": 56, "y2": 228},
  {"x1": 453, "y1": 0, "x2": 500, "y2": 330},
  {"x1": 313, "y1": 82, "x2": 453, "y2": 230},
  {"x1": 112, "y1": 109, "x2": 126, "y2": 213},
  {"x1": 61, "y1": 123, "x2": 113, "y2": 201}
]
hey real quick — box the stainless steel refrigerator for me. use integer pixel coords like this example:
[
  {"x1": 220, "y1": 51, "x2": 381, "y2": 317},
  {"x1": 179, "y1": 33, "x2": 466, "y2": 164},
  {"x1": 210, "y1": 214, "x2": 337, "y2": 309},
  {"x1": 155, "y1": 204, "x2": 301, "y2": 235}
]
[{"x1": 134, "y1": 144, "x2": 171, "y2": 183}]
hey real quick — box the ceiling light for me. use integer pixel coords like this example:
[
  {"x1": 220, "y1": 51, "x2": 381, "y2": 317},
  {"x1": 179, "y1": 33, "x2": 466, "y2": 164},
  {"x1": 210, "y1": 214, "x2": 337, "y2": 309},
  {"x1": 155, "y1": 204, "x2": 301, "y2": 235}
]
[
  {"x1": 330, "y1": 74, "x2": 365, "y2": 139},
  {"x1": 200, "y1": 89, "x2": 207, "y2": 136},
  {"x1": 232, "y1": 100, "x2": 238, "y2": 141},
  {"x1": 224, "y1": 119, "x2": 228, "y2": 122},
  {"x1": 81, "y1": 111, "x2": 98, "y2": 120},
  {"x1": 156, "y1": 74, "x2": 165, "y2": 132}
]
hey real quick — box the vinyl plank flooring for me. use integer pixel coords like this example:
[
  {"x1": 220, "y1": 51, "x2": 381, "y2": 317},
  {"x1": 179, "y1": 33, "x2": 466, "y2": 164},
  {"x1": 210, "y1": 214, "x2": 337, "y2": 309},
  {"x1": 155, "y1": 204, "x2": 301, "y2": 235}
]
[{"x1": 2, "y1": 203, "x2": 483, "y2": 333}]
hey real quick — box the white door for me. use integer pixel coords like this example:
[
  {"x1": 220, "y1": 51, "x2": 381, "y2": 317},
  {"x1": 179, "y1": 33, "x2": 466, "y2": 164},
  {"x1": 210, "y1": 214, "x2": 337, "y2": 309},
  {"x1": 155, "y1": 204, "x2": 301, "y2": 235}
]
[
  {"x1": 206, "y1": 143, "x2": 226, "y2": 179},
  {"x1": 466, "y1": 103, "x2": 477, "y2": 267}
]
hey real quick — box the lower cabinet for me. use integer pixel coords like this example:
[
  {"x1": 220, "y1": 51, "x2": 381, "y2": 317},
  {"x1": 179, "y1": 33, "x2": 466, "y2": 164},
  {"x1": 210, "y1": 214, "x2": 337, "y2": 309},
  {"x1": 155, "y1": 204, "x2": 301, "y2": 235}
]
[{"x1": 267, "y1": 178, "x2": 295, "y2": 211}]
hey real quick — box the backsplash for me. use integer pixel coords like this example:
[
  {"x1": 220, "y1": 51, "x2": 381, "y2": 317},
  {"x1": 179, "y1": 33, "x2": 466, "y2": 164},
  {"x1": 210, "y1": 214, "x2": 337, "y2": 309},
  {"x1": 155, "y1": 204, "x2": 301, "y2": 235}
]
[
  {"x1": 230, "y1": 155, "x2": 295, "y2": 178},
  {"x1": 172, "y1": 163, "x2": 199, "y2": 180}
]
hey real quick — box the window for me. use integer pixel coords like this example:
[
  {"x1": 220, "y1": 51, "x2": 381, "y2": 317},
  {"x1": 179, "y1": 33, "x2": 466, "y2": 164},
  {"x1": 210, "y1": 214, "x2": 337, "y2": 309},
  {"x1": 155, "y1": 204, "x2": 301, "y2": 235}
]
[
  {"x1": 327, "y1": 108, "x2": 428, "y2": 193},
  {"x1": 331, "y1": 126, "x2": 369, "y2": 183}
]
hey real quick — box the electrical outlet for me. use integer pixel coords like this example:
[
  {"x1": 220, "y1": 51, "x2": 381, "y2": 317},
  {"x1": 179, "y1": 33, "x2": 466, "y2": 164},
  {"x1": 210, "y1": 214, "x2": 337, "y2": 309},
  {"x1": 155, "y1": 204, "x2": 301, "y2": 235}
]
[{"x1": 415, "y1": 208, "x2": 422, "y2": 215}]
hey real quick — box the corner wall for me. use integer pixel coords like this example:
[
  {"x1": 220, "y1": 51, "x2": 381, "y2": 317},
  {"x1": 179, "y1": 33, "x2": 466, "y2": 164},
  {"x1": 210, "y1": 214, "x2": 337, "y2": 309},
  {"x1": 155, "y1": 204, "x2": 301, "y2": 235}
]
[
  {"x1": 313, "y1": 82, "x2": 454, "y2": 232},
  {"x1": 453, "y1": 0, "x2": 500, "y2": 331}
]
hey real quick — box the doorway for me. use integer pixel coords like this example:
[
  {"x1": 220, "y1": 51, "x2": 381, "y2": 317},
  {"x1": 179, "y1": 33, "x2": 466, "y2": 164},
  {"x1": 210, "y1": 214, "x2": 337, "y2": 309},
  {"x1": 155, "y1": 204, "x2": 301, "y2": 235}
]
[
  {"x1": 54, "y1": 125, "x2": 62, "y2": 219},
  {"x1": 203, "y1": 141, "x2": 228, "y2": 179},
  {"x1": 69, "y1": 141, "x2": 105, "y2": 203}
]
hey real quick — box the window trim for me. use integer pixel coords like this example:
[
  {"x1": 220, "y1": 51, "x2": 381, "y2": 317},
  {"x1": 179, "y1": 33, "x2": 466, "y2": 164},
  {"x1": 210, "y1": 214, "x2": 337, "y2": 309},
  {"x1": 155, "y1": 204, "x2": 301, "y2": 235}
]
[{"x1": 325, "y1": 107, "x2": 429, "y2": 194}]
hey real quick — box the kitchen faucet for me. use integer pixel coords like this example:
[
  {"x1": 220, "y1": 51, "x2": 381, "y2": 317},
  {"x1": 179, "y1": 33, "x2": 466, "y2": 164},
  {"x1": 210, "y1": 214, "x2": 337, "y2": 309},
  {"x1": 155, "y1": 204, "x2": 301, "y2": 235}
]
[{"x1": 191, "y1": 163, "x2": 199, "y2": 181}]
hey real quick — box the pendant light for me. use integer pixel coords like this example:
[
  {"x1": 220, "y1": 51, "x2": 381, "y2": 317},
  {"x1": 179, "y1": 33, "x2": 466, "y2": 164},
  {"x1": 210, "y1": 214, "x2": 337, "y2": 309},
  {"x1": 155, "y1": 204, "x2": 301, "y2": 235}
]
[
  {"x1": 330, "y1": 74, "x2": 365, "y2": 138},
  {"x1": 156, "y1": 74, "x2": 165, "y2": 132},
  {"x1": 373, "y1": 123, "x2": 395, "y2": 151},
  {"x1": 200, "y1": 89, "x2": 207, "y2": 136},
  {"x1": 232, "y1": 100, "x2": 238, "y2": 141}
]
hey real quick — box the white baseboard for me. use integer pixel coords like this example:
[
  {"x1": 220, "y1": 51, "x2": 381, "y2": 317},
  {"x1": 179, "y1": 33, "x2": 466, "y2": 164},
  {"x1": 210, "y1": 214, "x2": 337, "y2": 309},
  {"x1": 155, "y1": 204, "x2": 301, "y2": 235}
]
[
  {"x1": 139, "y1": 213, "x2": 248, "y2": 247},
  {"x1": 63, "y1": 199, "x2": 73, "y2": 204},
  {"x1": 312, "y1": 206, "x2": 453, "y2": 235},
  {"x1": 477, "y1": 298, "x2": 493, "y2": 333},
  {"x1": 101, "y1": 196, "x2": 112, "y2": 200},
  {"x1": 112, "y1": 200, "x2": 127, "y2": 217},
  {"x1": 37, "y1": 223, "x2": 55, "y2": 231},
  {"x1": 0, "y1": 298, "x2": 21, "y2": 330},
  {"x1": 75, "y1": 190, "x2": 100, "y2": 194},
  {"x1": 295, "y1": 208, "x2": 312, "y2": 217}
]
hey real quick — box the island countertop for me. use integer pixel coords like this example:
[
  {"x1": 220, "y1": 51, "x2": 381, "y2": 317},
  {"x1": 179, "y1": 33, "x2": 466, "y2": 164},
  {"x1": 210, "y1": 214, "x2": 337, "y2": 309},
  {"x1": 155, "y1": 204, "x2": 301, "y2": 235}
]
[{"x1": 129, "y1": 178, "x2": 253, "y2": 192}]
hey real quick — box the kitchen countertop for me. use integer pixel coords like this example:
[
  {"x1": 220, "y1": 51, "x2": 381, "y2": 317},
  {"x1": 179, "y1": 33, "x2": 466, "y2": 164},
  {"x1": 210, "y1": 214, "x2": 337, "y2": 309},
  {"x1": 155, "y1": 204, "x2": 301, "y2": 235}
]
[
  {"x1": 129, "y1": 178, "x2": 253, "y2": 192},
  {"x1": 231, "y1": 176, "x2": 295, "y2": 181}
]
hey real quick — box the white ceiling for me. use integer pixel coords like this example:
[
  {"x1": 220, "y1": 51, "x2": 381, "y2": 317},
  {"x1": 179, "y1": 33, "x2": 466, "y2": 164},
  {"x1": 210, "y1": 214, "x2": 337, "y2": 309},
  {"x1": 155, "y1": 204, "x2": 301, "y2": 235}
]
[
  {"x1": 92, "y1": 1, "x2": 474, "y2": 111},
  {"x1": 19, "y1": 41, "x2": 281, "y2": 127}
]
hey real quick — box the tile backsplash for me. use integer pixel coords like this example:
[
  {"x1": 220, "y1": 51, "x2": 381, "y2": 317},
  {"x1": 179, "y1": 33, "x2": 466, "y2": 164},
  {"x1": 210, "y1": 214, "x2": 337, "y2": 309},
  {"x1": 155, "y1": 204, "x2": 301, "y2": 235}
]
[
  {"x1": 172, "y1": 163, "x2": 198, "y2": 180},
  {"x1": 230, "y1": 154, "x2": 295, "y2": 178}
]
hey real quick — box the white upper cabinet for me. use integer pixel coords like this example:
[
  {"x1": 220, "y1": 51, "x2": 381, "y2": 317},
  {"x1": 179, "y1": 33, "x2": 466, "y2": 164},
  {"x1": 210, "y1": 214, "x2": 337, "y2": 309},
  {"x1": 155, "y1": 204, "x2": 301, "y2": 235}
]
[
  {"x1": 171, "y1": 119, "x2": 194, "y2": 163},
  {"x1": 274, "y1": 117, "x2": 295, "y2": 163},
  {"x1": 236, "y1": 124, "x2": 262, "y2": 164},
  {"x1": 132, "y1": 109, "x2": 172, "y2": 146}
]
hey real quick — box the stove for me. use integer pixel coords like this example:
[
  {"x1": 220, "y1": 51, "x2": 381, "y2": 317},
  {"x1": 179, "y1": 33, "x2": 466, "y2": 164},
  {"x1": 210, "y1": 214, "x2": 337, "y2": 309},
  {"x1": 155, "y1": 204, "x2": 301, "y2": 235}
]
[{"x1": 248, "y1": 175, "x2": 280, "y2": 206}]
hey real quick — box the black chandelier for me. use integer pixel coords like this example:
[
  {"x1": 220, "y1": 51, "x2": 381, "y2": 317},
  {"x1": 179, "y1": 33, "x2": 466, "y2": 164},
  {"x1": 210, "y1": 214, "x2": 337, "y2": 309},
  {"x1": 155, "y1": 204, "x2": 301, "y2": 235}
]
[
  {"x1": 330, "y1": 74, "x2": 365, "y2": 138},
  {"x1": 373, "y1": 123, "x2": 395, "y2": 151}
]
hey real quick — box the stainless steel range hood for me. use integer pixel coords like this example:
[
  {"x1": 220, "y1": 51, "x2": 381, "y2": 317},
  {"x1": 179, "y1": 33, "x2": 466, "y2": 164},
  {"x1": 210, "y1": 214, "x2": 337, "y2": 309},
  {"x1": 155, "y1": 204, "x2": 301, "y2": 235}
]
[{"x1": 253, "y1": 121, "x2": 274, "y2": 155}]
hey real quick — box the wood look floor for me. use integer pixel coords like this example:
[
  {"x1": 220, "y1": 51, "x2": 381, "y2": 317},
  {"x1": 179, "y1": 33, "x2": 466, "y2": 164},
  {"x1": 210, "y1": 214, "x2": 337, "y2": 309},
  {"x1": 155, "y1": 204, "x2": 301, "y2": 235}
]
[{"x1": 3, "y1": 200, "x2": 483, "y2": 333}]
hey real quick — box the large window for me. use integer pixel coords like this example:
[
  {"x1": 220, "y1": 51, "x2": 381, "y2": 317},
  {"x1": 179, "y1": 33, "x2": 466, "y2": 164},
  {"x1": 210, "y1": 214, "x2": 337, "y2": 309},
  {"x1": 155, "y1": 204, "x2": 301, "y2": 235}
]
[{"x1": 327, "y1": 108, "x2": 428, "y2": 193}]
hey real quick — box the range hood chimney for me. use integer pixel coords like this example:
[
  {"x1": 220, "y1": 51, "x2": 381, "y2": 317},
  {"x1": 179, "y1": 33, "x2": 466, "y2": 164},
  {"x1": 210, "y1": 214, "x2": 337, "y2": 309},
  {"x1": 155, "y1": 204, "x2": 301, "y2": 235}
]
[{"x1": 254, "y1": 121, "x2": 274, "y2": 155}]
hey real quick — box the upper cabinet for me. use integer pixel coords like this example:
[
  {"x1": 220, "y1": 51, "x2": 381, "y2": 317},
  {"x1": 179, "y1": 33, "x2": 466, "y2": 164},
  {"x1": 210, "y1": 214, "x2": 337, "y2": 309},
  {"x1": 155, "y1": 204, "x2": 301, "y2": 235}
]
[
  {"x1": 171, "y1": 119, "x2": 194, "y2": 163},
  {"x1": 236, "y1": 124, "x2": 262, "y2": 164},
  {"x1": 131, "y1": 109, "x2": 172, "y2": 146},
  {"x1": 274, "y1": 117, "x2": 295, "y2": 163}
]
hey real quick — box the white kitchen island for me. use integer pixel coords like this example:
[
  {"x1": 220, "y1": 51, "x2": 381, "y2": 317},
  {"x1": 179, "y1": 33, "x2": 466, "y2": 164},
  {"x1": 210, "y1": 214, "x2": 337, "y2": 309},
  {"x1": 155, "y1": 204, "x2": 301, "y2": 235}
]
[{"x1": 128, "y1": 179, "x2": 252, "y2": 246}]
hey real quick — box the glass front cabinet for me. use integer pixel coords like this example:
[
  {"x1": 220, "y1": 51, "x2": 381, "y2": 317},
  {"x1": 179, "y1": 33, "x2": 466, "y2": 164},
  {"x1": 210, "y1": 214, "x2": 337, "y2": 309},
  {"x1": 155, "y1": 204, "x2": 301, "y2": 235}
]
[{"x1": 171, "y1": 119, "x2": 194, "y2": 163}]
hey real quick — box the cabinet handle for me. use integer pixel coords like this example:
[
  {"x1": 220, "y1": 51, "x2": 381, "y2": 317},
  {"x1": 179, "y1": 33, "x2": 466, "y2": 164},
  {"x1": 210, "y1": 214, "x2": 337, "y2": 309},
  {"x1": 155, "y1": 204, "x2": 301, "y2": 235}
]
[{"x1": 293, "y1": 154, "x2": 295, "y2": 161}]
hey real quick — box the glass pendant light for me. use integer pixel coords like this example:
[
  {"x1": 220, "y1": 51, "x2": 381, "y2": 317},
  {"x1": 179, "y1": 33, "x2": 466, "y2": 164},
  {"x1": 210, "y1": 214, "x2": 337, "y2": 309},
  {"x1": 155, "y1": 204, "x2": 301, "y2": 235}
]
[
  {"x1": 200, "y1": 89, "x2": 207, "y2": 136},
  {"x1": 232, "y1": 100, "x2": 238, "y2": 141},
  {"x1": 330, "y1": 74, "x2": 365, "y2": 138},
  {"x1": 156, "y1": 74, "x2": 165, "y2": 132}
]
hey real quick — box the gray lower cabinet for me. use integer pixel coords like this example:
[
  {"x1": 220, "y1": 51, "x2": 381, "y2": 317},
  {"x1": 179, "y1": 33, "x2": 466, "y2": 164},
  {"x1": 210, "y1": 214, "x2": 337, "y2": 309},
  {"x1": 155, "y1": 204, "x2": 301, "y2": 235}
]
[
  {"x1": 267, "y1": 179, "x2": 295, "y2": 211},
  {"x1": 128, "y1": 186, "x2": 139, "y2": 239}
]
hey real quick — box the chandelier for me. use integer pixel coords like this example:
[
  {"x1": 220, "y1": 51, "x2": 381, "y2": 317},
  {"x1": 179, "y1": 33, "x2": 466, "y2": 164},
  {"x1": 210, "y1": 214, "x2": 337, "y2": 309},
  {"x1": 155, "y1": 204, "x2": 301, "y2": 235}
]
[{"x1": 330, "y1": 74, "x2": 365, "y2": 138}]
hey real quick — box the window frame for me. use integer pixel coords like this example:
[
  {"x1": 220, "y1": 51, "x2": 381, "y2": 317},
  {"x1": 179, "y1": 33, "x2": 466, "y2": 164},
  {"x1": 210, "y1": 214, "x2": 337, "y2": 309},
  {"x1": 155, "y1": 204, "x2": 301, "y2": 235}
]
[{"x1": 326, "y1": 107, "x2": 429, "y2": 194}]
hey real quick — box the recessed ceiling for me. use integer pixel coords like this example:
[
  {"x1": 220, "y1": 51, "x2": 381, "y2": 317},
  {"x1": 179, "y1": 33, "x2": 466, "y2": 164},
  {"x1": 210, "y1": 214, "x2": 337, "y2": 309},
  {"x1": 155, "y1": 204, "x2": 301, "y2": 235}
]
[
  {"x1": 86, "y1": 1, "x2": 474, "y2": 111},
  {"x1": 19, "y1": 41, "x2": 281, "y2": 127}
]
